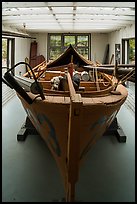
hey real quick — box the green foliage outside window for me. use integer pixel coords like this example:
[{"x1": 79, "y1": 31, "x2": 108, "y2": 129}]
[
  {"x1": 50, "y1": 35, "x2": 61, "y2": 47},
  {"x1": 2, "y1": 39, "x2": 7, "y2": 67},
  {"x1": 48, "y1": 34, "x2": 90, "y2": 61},
  {"x1": 77, "y1": 36, "x2": 88, "y2": 47},
  {"x1": 129, "y1": 39, "x2": 135, "y2": 62},
  {"x1": 2, "y1": 39, "x2": 7, "y2": 59},
  {"x1": 64, "y1": 36, "x2": 75, "y2": 47}
]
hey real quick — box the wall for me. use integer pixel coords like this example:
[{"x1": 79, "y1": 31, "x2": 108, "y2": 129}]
[
  {"x1": 3, "y1": 22, "x2": 135, "y2": 76},
  {"x1": 108, "y1": 23, "x2": 135, "y2": 64},
  {"x1": 14, "y1": 37, "x2": 31, "y2": 75},
  {"x1": 14, "y1": 33, "x2": 47, "y2": 75},
  {"x1": 30, "y1": 33, "x2": 47, "y2": 60},
  {"x1": 91, "y1": 33, "x2": 109, "y2": 63},
  {"x1": 31, "y1": 25, "x2": 135, "y2": 65},
  {"x1": 2, "y1": 24, "x2": 32, "y2": 75},
  {"x1": 30, "y1": 33, "x2": 109, "y2": 64}
]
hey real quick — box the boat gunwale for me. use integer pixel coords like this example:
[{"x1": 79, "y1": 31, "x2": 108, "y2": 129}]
[
  {"x1": 42, "y1": 84, "x2": 115, "y2": 97},
  {"x1": 23, "y1": 83, "x2": 127, "y2": 106}
]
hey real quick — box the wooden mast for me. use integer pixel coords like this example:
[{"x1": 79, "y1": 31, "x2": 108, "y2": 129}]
[{"x1": 66, "y1": 69, "x2": 83, "y2": 202}]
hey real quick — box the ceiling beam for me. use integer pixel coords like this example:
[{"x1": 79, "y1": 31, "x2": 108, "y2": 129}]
[
  {"x1": 2, "y1": 8, "x2": 135, "y2": 17},
  {"x1": 2, "y1": 15, "x2": 135, "y2": 21},
  {"x1": 75, "y1": 2, "x2": 135, "y2": 8},
  {"x1": 2, "y1": 2, "x2": 135, "y2": 33},
  {"x1": 2, "y1": 2, "x2": 135, "y2": 8},
  {"x1": 2, "y1": 19, "x2": 134, "y2": 25}
]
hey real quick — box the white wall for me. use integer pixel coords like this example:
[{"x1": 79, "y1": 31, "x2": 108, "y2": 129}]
[
  {"x1": 91, "y1": 33, "x2": 109, "y2": 63},
  {"x1": 108, "y1": 23, "x2": 135, "y2": 64},
  {"x1": 14, "y1": 33, "x2": 47, "y2": 75},
  {"x1": 14, "y1": 37, "x2": 31, "y2": 75},
  {"x1": 30, "y1": 33, "x2": 47, "y2": 60},
  {"x1": 30, "y1": 33, "x2": 109, "y2": 64},
  {"x1": 2, "y1": 24, "x2": 32, "y2": 75},
  {"x1": 31, "y1": 26, "x2": 134, "y2": 65}
]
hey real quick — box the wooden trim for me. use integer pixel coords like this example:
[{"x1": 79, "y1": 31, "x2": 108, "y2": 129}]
[
  {"x1": 66, "y1": 71, "x2": 83, "y2": 202},
  {"x1": 67, "y1": 71, "x2": 76, "y2": 101},
  {"x1": 11, "y1": 38, "x2": 15, "y2": 75},
  {"x1": 122, "y1": 39, "x2": 125, "y2": 64},
  {"x1": 2, "y1": 31, "x2": 35, "y2": 39}
]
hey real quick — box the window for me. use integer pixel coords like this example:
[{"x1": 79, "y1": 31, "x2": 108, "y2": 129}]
[
  {"x1": 129, "y1": 39, "x2": 135, "y2": 64},
  {"x1": 2, "y1": 37, "x2": 15, "y2": 76},
  {"x1": 115, "y1": 44, "x2": 120, "y2": 64},
  {"x1": 2, "y1": 39, "x2": 8, "y2": 68},
  {"x1": 122, "y1": 38, "x2": 135, "y2": 64},
  {"x1": 48, "y1": 33, "x2": 91, "y2": 61}
]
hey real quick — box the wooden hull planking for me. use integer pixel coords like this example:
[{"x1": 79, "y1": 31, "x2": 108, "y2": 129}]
[{"x1": 17, "y1": 82, "x2": 127, "y2": 200}]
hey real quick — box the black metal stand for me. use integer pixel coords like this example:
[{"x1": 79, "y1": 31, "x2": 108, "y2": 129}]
[
  {"x1": 17, "y1": 117, "x2": 39, "y2": 141},
  {"x1": 103, "y1": 117, "x2": 126, "y2": 143},
  {"x1": 17, "y1": 116, "x2": 126, "y2": 143}
]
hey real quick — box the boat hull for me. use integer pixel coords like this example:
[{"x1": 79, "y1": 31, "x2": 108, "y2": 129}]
[{"x1": 17, "y1": 83, "x2": 127, "y2": 192}]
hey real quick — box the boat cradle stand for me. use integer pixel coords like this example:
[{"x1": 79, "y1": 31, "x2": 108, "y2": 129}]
[
  {"x1": 17, "y1": 116, "x2": 39, "y2": 141},
  {"x1": 103, "y1": 117, "x2": 126, "y2": 143},
  {"x1": 17, "y1": 116, "x2": 126, "y2": 143}
]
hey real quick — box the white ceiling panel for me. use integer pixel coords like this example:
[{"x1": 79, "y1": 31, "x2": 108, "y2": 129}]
[
  {"x1": 52, "y1": 7, "x2": 73, "y2": 13},
  {"x1": 2, "y1": 2, "x2": 135, "y2": 33}
]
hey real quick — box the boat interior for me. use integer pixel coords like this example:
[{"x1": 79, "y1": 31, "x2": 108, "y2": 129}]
[{"x1": 38, "y1": 65, "x2": 115, "y2": 96}]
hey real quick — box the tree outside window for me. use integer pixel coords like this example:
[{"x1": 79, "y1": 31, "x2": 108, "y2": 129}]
[
  {"x1": 2, "y1": 39, "x2": 7, "y2": 67},
  {"x1": 48, "y1": 33, "x2": 90, "y2": 61},
  {"x1": 129, "y1": 39, "x2": 135, "y2": 64}
]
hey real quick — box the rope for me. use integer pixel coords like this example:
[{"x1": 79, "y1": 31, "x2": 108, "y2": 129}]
[
  {"x1": 95, "y1": 68, "x2": 100, "y2": 91},
  {"x1": 102, "y1": 72, "x2": 112, "y2": 87},
  {"x1": 118, "y1": 69, "x2": 135, "y2": 85},
  {"x1": 102, "y1": 73, "x2": 111, "y2": 86},
  {"x1": 92, "y1": 68, "x2": 95, "y2": 81}
]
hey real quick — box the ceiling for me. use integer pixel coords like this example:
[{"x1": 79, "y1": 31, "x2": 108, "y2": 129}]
[{"x1": 2, "y1": 2, "x2": 135, "y2": 34}]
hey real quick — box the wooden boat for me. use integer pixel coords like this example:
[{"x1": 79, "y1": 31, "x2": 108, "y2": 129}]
[
  {"x1": 84, "y1": 63, "x2": 135, "y2": 83},
  {"x1": 23, "y1": 45, "x2": 135, "y2": 83},
  {"x1": 3, "y1": 45, "x2": 129, "y2": 202}
]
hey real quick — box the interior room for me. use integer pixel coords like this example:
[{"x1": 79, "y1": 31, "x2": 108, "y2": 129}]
[{"x1": 2, "y1": 2, "x2": 135, "y2": 202}]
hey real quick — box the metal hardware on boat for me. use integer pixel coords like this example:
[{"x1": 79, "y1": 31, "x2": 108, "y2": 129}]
[
  {"x1": 30, "y1": 82, "x2": 44, "y2": 94},
  {"x1": 81, "y1": 71, "x2": 90, "y2": 81},
  {"x1": 73, "y1": 71, "x2": 81, "y2": 80},
  {"x1": 72, "y1": 75, "x2": 80, "y2": 91},
  {"x1": 2, "y1": 77, "x2": 13, "y2": 89},
  {"x1": 14, "y1": 75, "x2": 44, "y2": 95},
  {"x1": 4, "y1": 72, "x2": 33, "y2": 104},
  {"x1": 3, "y1": 61, "x2": 45, "y2": 102},
  {"x1": 79, "y1": 87, "x2": 85, "y2": 91}
]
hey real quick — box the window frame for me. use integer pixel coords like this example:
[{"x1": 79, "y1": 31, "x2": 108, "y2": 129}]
[
  {"x1": 122, "y1": 37, "x2": 135, "y2": 64},
  {"x1": 2, "y1": 37, "x2": 15, "y2": 75},
  {"x1": 47, "y1": 33, "x2": 91, "y2": 61}
]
